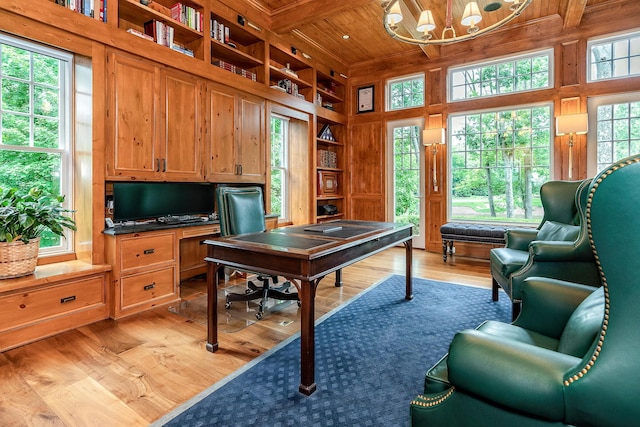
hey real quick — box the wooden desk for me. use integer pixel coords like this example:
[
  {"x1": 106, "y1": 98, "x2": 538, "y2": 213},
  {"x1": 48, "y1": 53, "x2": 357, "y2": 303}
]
[{"x1": 204, "y1": 220, "x2": 413, "y2": 395}]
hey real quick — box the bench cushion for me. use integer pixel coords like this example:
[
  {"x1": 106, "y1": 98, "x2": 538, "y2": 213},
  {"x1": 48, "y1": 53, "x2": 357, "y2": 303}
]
[{"x1": 440, "y1": 223, "x2": 507, "y2": 245}]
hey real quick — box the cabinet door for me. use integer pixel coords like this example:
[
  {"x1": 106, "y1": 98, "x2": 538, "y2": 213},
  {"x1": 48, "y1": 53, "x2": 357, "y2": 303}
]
[
  {"x1": 238, "y1": 93, "x2": 266, "y2": 183},
  {"x1": 206, "y1": 83, "x2": 238, "y2": 181},
  {"x1": 161, "y1": 69, "x2": 203, "y2": 180},
  {"x1": 106, "y1": 52, "x2": 159, "y2": 179}
]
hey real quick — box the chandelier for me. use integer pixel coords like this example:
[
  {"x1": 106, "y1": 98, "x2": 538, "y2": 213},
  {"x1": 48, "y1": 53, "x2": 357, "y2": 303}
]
[{"x1": 383, "y1": 0, "x2": 532, "y2": 46}]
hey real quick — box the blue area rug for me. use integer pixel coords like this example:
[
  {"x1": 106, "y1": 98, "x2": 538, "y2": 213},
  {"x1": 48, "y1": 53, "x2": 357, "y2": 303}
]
[{"x1": 155, "y1": 275, "x2": 510, "y2": 427}]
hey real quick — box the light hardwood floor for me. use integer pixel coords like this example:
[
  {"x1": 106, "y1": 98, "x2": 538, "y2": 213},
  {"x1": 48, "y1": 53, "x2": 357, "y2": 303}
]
[{"x1": 0, "y1": 249, "x2": 492, "y2": 426}]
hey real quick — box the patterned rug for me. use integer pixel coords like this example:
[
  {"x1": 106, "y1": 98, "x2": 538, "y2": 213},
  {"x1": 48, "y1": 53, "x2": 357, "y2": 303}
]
[{"x1": 153, "y1": 275, "x2": 511, "y2": 427}]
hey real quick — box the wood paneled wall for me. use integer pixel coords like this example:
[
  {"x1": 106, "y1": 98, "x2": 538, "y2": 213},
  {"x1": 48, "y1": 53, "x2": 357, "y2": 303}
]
[{"x1": 346, "y1": 0, "x2": 640, "y2": 255}]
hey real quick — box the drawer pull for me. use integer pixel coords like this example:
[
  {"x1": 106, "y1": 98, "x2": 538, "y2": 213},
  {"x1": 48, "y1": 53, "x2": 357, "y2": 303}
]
[
  {"x1": 144, "y1": 282, "x2": 156, "y2": 291},
  {"x1": 143, "y1": 249, "x2": 155, "y2": 255},
  {"x1": 60, "y1": 295, "x2": 76, "y2": 304}
]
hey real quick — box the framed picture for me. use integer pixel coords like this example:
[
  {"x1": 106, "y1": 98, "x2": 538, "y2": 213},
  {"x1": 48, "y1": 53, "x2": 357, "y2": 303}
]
[
  {"x1": 318, "y1": 171, "x2": 338, "y2": 196},
  {"x1": 357, "y1": 85, "x2": 374, "y2": 113}
]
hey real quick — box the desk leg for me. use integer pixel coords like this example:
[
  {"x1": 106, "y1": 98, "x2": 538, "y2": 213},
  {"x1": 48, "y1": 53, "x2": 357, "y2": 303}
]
[
  {"x1": 404, "y1": 240, "x2": 413, "y2": 300},
  {"x1": 299, "y1": 278, "x2": 318, "y2": 395},
  {"x1": 206, "y1": 261, "x2": 220, "y2": 352},
  {"x1": 334, "y1": 269, "x2": 343, "y2": 287}
]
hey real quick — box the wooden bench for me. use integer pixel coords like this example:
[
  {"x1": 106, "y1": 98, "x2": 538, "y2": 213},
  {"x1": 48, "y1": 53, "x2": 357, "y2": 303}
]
[{"x1": 440, "y1": 223, "x2": 507, "y2": 262}]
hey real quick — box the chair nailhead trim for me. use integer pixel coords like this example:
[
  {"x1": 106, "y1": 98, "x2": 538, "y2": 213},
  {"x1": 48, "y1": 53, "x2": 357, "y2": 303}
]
[{"x1": 564, "y1": 157, "x2": 640, "y2": 387}]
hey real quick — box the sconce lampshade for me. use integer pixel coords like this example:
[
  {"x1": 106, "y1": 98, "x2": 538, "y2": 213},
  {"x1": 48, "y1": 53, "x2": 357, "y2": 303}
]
[
  {"x1": 461, "y1": 2, "x2": 482, "y2": 27},
  {"x1": 556, "y1": 113, "x2": 588, "y2": 136},
  {"x1": 423, "y1": 128, "x2": 445, "y2": 146}
]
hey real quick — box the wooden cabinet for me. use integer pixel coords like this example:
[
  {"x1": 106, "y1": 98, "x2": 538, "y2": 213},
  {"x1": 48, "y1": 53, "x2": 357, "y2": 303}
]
[
  {"x1": 0, "y1": 262, "x2": 110, "y2": 352},
  {"x1": 106, "y1": 50, "x2": 203, "y2": 181},
  {"x1": 205, "y1": 82, "x2": 266, "y2": 183},
  {"x1": 106, "y1": 230, "x2": 179, "y2": 318}
]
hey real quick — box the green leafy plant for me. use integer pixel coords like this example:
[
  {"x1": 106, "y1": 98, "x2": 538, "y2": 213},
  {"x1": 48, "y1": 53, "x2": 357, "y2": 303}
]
[{"x1": 0, "y1": 187, "x2": 76, "y2": 244}]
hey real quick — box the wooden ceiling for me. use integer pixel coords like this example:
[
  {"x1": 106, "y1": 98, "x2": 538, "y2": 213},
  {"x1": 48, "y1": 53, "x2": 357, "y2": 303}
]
[{"x1": 242, "y1": 0, "x2": 613, "y2": 67}]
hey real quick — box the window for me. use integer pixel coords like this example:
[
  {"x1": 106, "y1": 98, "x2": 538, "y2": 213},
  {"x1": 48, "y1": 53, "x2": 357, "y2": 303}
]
[
  {"x1": 449, "y1": 104, "x2": 553, "y2": 224},
  {"x1": 587, "y1": 93, "x2": 640, "y2": 176},
  {"x1": 0, "y1": 34, "x2": 73, "y2": 254},
  {"x1": 386, "y1": 73, "x2": 424, "y2": 111},
  {"x1": 588, "y1": 30, "x2": 640, "y2": 82},
  {"x1": 449, "y1": 49, "x2": 552, "y2": 102},
  {"x1": 270, "y1": 114, "x2": 289, "y2": 220}
]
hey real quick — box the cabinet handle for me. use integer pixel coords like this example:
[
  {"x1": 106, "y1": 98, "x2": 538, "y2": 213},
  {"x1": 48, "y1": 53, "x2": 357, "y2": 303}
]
[
  {"x1": 238, "y1": 164, "x2": 243, "y2": 175},
  {"x1": 60, "y1": 295, "x2": 76, "y2": 304},
  {"x1": 143, "y1": 248, "x2": 155, "y2": 255},
  {"x1": 162, "y1": 158, "x2": 167, "y2": 172},
  {"x1": 144, "y1": 282, "x2": 156, "y2": 291},
  {"x1": 156, "y1": 158, "x2": 161, "y2": 172}
]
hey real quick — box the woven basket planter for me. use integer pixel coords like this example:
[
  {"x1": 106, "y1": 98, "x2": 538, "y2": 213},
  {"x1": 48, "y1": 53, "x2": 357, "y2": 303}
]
[{"x1": 0, "y1": 237, "x2": 40, "y2": 279}]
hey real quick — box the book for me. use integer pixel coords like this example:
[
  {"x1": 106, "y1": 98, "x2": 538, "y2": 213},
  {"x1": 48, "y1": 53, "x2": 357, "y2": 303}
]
[{"x1": 304, "y1": 225, "x2": 342, "y2": 233}]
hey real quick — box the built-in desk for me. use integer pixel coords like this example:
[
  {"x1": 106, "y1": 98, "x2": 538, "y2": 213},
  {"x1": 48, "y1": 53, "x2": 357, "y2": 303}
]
[{"x1": 103, "y1": 216, "x2": 278, "y2": 318}]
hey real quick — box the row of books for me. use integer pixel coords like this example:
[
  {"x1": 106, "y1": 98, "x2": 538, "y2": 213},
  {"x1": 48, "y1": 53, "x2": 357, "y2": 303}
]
[
  {"x1": 210, "y1": 19, "x2": 231, "y2": 44},
  {"x1": 170, "y1": 3, "x2": 203, "y2": 32},
  {"x1": 54, "y1": 0, "x2": 107, "y2": 22},
  {"x1": 317, "y1": 150, "x2": 338, "y2": 169},
  {"x1": 213, "y1": 60, "x2": 257, "y2": 81},
  {"x1": 143, "y1": 20, "x2": 194, "y2": 57}
]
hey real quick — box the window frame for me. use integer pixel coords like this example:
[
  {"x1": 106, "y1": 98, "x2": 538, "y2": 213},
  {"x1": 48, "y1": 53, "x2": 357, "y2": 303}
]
[
  {"x1": 587, "y1": 91, "x2": 640, "y2": 176},
  {"x1": 269, "y1": 113, "x2": 290, "y2": 222},
  {"x1": 587, "y1": 29, "x2": 640, "y2": 83},
  {"x1": 447, "y1": 48, "x2": 554, "y2": 103},
  {"x1": 447, "y1": 102, "x2": 555, "y2": 225},
  {"x1": 0, "y1": 33, "x2": 74, "y2": 256},
  {"x1": 385, "y1": 72, "x2": 425, "y2": 112}
]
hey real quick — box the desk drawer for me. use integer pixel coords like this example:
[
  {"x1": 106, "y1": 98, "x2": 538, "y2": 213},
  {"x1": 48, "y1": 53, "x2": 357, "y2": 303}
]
[
  {"x1": 121, "y1": 266, "x2": 175, "y2": 309},
  {"x1": 120, "y1": 233, "x2": 175, "y2": 271},
  {"x1": 0, "y1": 276, "x2": 105, "y2": 332}
]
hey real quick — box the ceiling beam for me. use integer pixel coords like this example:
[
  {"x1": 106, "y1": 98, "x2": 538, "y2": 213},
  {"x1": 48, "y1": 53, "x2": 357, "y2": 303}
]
[
  {"x1": 563, "y1": 0, "x2": 588, "y2": 29},
  {"x1": 270, "y1": 0, "x2": 373, "y2": 34}
]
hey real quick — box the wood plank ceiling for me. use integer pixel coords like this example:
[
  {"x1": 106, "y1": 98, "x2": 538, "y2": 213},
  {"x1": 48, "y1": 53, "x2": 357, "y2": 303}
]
[{"x1": 240, "y1": 0, "x2": 611, "y2": 67}]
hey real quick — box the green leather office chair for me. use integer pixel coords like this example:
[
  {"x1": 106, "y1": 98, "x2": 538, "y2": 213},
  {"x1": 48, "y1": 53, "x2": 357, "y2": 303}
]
[
  {"x1": 216, "y1": 186, "x2": 299, "y2": 319},
  {"x1": 490, "y1": 179, "x2": 600, "y2": 320},
  {"x1": 411, "y1": 154, "x2": 640, "y2": 426}
]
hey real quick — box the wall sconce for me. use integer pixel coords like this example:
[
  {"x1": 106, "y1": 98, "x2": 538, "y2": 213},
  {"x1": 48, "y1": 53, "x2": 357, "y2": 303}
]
[
  {"x1": 556, "y1": 113, "x2": 588, "y2": 180},
  {"x1": 423, "y1": 128, "x2": 445, "y2": 192}
]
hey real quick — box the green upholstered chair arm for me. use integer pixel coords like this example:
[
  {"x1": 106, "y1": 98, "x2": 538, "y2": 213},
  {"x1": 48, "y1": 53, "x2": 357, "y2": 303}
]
[
  {"x1": 513, "y1": 277, "x2": 596, "y2": 338},
  {"x1": 447, "y1": 330, "x2": 579, "y2": 421},
  {"x1": 529, "y1": 240, "x2": 593, "y2": 262},
  {"x1": 505, "y1": 228, "x2": 538, "y2": 251}
]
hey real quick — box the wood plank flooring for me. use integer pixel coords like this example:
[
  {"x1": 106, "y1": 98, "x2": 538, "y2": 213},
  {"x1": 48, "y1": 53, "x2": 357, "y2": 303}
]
[{"x1": 0, "y1": 249, "x2": 492, "y2": 426}]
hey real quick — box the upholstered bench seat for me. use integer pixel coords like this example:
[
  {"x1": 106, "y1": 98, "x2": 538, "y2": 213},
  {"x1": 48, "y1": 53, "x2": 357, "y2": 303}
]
[{"x1": 440, "y1": 222, "x2": 507, "y2": 262}]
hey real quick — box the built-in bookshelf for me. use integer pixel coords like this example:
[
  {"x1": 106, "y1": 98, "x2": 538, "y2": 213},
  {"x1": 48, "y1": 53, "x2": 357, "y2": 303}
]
[
  {"x1": 316, "y1": 69, "x2": 345, "y2": 114},
  {"x1": 117, "y1": 0, "x2": 204, "y2": 58},
  {"x1": 268, "y1": 44, "x2": 313, "y2": 102},
  {"x1": 210, "y1": 11, "x2": 265, "y2": 82},
  {"x1": 50, "y1": 0, "x2": 108, "y2": 21},
  {"x1": 315, "y1": 117, "x2": 345, "y2": 222}
]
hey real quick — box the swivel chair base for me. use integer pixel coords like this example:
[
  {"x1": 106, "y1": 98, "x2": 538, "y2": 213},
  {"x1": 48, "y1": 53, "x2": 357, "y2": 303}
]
[{"x1": 225, "y1": 275, "x2": 300, "y2": 320}]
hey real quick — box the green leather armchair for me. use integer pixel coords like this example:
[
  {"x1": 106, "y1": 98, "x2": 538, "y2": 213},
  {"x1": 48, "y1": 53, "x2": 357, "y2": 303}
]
[
  {"x1": 410, "y1": 154, "x2": 640, "y2": 426},
  {"x1": 490, "y1": 179, "x2": 600, "y2": 319}
]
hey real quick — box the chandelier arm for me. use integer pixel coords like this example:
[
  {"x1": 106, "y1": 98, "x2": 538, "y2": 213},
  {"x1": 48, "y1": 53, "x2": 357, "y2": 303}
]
[{"x1": 383, "y1": 0, "x2": 531, "y2": 46}]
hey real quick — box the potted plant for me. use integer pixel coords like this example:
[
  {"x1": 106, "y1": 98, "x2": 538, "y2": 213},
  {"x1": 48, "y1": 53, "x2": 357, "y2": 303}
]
[{"x1": 0, "y1": 187, "x2": 76, "y2": 279}]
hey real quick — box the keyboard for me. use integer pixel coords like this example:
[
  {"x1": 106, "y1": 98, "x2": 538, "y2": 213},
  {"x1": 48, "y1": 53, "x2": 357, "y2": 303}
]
[{"x1": 157, "y1": 215, "x2": 205, "y2": 224}]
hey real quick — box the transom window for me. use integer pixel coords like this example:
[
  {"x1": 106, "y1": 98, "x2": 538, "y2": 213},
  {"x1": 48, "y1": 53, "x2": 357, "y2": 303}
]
[
  {"x1": 449, "y1": 104, "x2": 553, "y2": 224},
  {"x1": 588, "y1": 30, "x2": 640, "y2": 82},
  {"x1": 386, "y1": 73, "x2": 424, "y2": 111},
  {"x1": 449, "y1": 49, "x2": 552, "y2": 102},
  {"x1": 0, "y1": 34, "x2": 73, "y2": 254}
]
